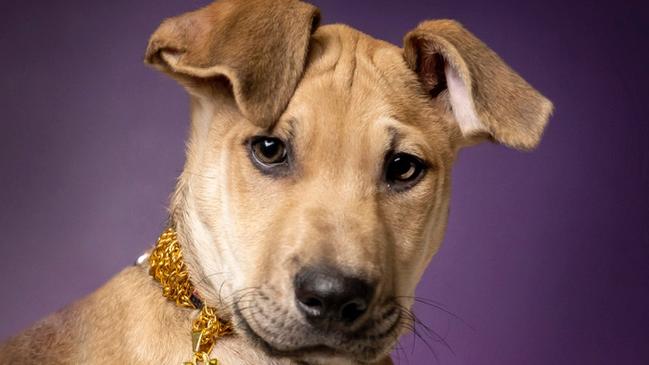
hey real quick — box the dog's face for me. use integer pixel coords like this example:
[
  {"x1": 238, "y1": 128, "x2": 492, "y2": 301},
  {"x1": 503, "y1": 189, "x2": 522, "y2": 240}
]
[
  {"x1": 145, "y1": 1, "x2": 552, "y2": 363},
  {"x1": 182, "y1": 27, "x2": 457, "y2": 362}
]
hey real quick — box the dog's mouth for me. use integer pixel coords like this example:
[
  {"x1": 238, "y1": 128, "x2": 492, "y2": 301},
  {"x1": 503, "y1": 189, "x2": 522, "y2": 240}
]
[
  {"x1": 232, "y1": 294, "x2": 402, "y2": 363},
  {"x1": 234, "y1": 315, "x2": 341, "y2": 359}
]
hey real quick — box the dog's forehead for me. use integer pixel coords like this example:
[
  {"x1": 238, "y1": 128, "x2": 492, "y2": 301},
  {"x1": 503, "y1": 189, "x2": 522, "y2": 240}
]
[
  {"x1": 289, "y1": 24, "x2": 443, "y2": 130},
  {"x1": 278, "y1": 24, "x2": 450, "y2": 163},
  {"x1": 304, "y1": 24, "x2": 417, "y2": 99}
]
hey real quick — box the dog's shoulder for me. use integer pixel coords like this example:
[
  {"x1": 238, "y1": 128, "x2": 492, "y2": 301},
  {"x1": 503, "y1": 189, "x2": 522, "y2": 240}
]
[
  {"x1": 0, "y1": 265, "x2": 191, "y2": 364},
  {"x1": 0, "y1": 299, "x2": 81, "y2": 364}
]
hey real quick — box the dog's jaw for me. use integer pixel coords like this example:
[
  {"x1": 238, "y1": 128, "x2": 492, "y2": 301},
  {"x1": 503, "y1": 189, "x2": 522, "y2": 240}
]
[{"x1": 230, "y1": 286, "x2": 403, "y2": 364}]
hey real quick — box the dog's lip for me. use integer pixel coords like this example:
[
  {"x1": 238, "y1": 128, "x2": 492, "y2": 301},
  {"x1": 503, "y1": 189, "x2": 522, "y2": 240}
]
[
  {"x1": 233, "y1": 301, "x2": 399, "y2": 362},
  {"x1": 234, "y1": 303, "x2": 340, "y2": 358}
]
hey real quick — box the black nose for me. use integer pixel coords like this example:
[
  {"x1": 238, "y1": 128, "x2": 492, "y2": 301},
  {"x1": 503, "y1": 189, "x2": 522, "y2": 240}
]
[{"x1": 294, "y1": 267, "x2": 374, "y2": 325}]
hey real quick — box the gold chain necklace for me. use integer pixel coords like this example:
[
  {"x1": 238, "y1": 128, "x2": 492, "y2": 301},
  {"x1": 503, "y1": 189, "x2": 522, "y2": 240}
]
[{"x1": 149, "y1": 227, "x2": 232, "y2": 365}]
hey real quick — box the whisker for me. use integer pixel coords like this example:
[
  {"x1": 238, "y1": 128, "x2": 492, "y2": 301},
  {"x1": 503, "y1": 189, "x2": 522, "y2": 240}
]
[
  {"x1": 392, "y1": 302, "x2": 455, "y2": 360},
  {"x1": 182, "y1": 170, "x2": 221, "y2": 180},
  {"x1": 194, "y1": 271, "x2": 230, "y2": 287},
  {"x1": 395, "y1": 295, "x2": 469, "y2": 327}
]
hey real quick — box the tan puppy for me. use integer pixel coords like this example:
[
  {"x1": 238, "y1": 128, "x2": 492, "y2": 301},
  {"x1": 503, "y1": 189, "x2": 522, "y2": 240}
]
[{"x1": 0, "y1": 0, "x2": 552, "y2": 364}]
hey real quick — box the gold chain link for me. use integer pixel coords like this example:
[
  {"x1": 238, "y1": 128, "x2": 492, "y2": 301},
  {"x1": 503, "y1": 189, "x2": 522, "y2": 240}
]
[{"x1": 149, "y1": 227, "x2": 232, "y2": 364}]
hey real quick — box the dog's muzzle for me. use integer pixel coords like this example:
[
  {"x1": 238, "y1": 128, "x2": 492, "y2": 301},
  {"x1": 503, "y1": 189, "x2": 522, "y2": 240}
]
[{"x1": 233, "y1": 266, "x2": 401, "y2": 362}]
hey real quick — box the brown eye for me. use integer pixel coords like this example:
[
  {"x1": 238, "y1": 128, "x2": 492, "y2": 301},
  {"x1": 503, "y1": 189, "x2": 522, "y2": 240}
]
[
  {"x1": 385, "y1": 153, "x2": 426, "y2": 190},
  {"x1": 250, "y1": 137, "x2": 287, "y2": 166}
]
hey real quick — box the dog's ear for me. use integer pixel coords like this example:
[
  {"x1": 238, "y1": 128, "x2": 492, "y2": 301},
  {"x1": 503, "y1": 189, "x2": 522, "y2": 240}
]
[
  {"x1": 144, "y1": 0, "x2": 320, "y2": 127},
  {"x1": 404, "y1": 20, "x2": 552, "y2": 150}
]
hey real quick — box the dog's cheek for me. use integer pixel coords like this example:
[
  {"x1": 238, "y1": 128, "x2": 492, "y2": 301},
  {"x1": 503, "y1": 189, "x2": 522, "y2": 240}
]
[
  {"x1": 212, "y1": 136, "x2": 296, "y2": 291},
  {"x1": 181, "y1": 124, "x2": 258, "y2": 291},
  {"x1": 384, "y1": 169, "x2": 451, "y2": 299}
]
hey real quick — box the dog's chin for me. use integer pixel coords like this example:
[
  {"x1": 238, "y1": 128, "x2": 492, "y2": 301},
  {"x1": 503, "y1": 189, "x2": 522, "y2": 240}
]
[{"x1": 232, "y1": 300, "x2": 401, "y2": 364}]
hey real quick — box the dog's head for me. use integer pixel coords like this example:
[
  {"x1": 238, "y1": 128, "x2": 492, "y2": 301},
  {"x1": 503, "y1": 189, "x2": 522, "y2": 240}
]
[{"x1": 145, "y1": 0, "x2": 552, "y2": 363}]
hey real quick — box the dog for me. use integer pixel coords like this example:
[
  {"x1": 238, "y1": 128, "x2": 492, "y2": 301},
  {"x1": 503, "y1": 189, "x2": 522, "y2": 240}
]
[{"x1": 0, "y1": 0, "x2": 552, "y2": 364}]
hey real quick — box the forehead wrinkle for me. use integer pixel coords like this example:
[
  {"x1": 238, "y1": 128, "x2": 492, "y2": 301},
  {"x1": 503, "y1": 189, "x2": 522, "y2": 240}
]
[
  {"x1": 309, "y1": 25, "x2": 382, "y2": 96},
  {"x1": 331, "y1": 29, "x2": 360, "y2": 94}
]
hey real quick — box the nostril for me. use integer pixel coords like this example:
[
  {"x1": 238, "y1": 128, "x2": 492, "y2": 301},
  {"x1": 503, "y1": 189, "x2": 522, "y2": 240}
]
[
  {"x1": 340, "y1": 299, "x2": 367, "y2": 323},
  {"x1": 303, "y1": 296, "x2": 323, "y2": 309},
  {"x1": 297, "y1": 294, "x2": 326, "y2": 317}
]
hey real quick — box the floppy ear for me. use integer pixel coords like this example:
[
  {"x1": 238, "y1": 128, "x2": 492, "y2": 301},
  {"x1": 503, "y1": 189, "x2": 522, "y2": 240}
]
[
  {"x1": 404, "y1": 20, "x2": 553, "y2": 150},
  {"x1": 144, "y1": 0, "x2": 320, "y2": 127}
]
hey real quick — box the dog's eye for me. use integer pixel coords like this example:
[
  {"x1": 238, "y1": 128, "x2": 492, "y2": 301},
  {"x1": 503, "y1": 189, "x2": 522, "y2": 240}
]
[
  {"x1": 385, "y1": 153, "x2": 426, "y2": 190},
  {"x1": 250, "y1": 137, "x2": 288, "y2": 166}
]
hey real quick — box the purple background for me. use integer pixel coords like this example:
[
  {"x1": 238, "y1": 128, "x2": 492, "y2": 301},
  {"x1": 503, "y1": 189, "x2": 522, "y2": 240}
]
[{"x1": 1, "y1": 0, "x2": 647, "y2": 364}]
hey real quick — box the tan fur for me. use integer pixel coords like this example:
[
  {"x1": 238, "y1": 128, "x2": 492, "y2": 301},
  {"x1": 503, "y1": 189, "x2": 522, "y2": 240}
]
[
  {"x1": 0, "y1": 1, "x2": 552, "y2": 364},
  {"x1": 404, "y1": 20, "x2": 553, "y2": 149},
  {"x1": 144, "y1": 0, "x2": 320, "y2": 128}
]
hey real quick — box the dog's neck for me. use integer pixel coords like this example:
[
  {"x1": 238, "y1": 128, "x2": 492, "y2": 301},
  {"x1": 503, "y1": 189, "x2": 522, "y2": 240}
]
[{"x1": 148, "y1": 226, "x2": 232, "y2": 364}]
